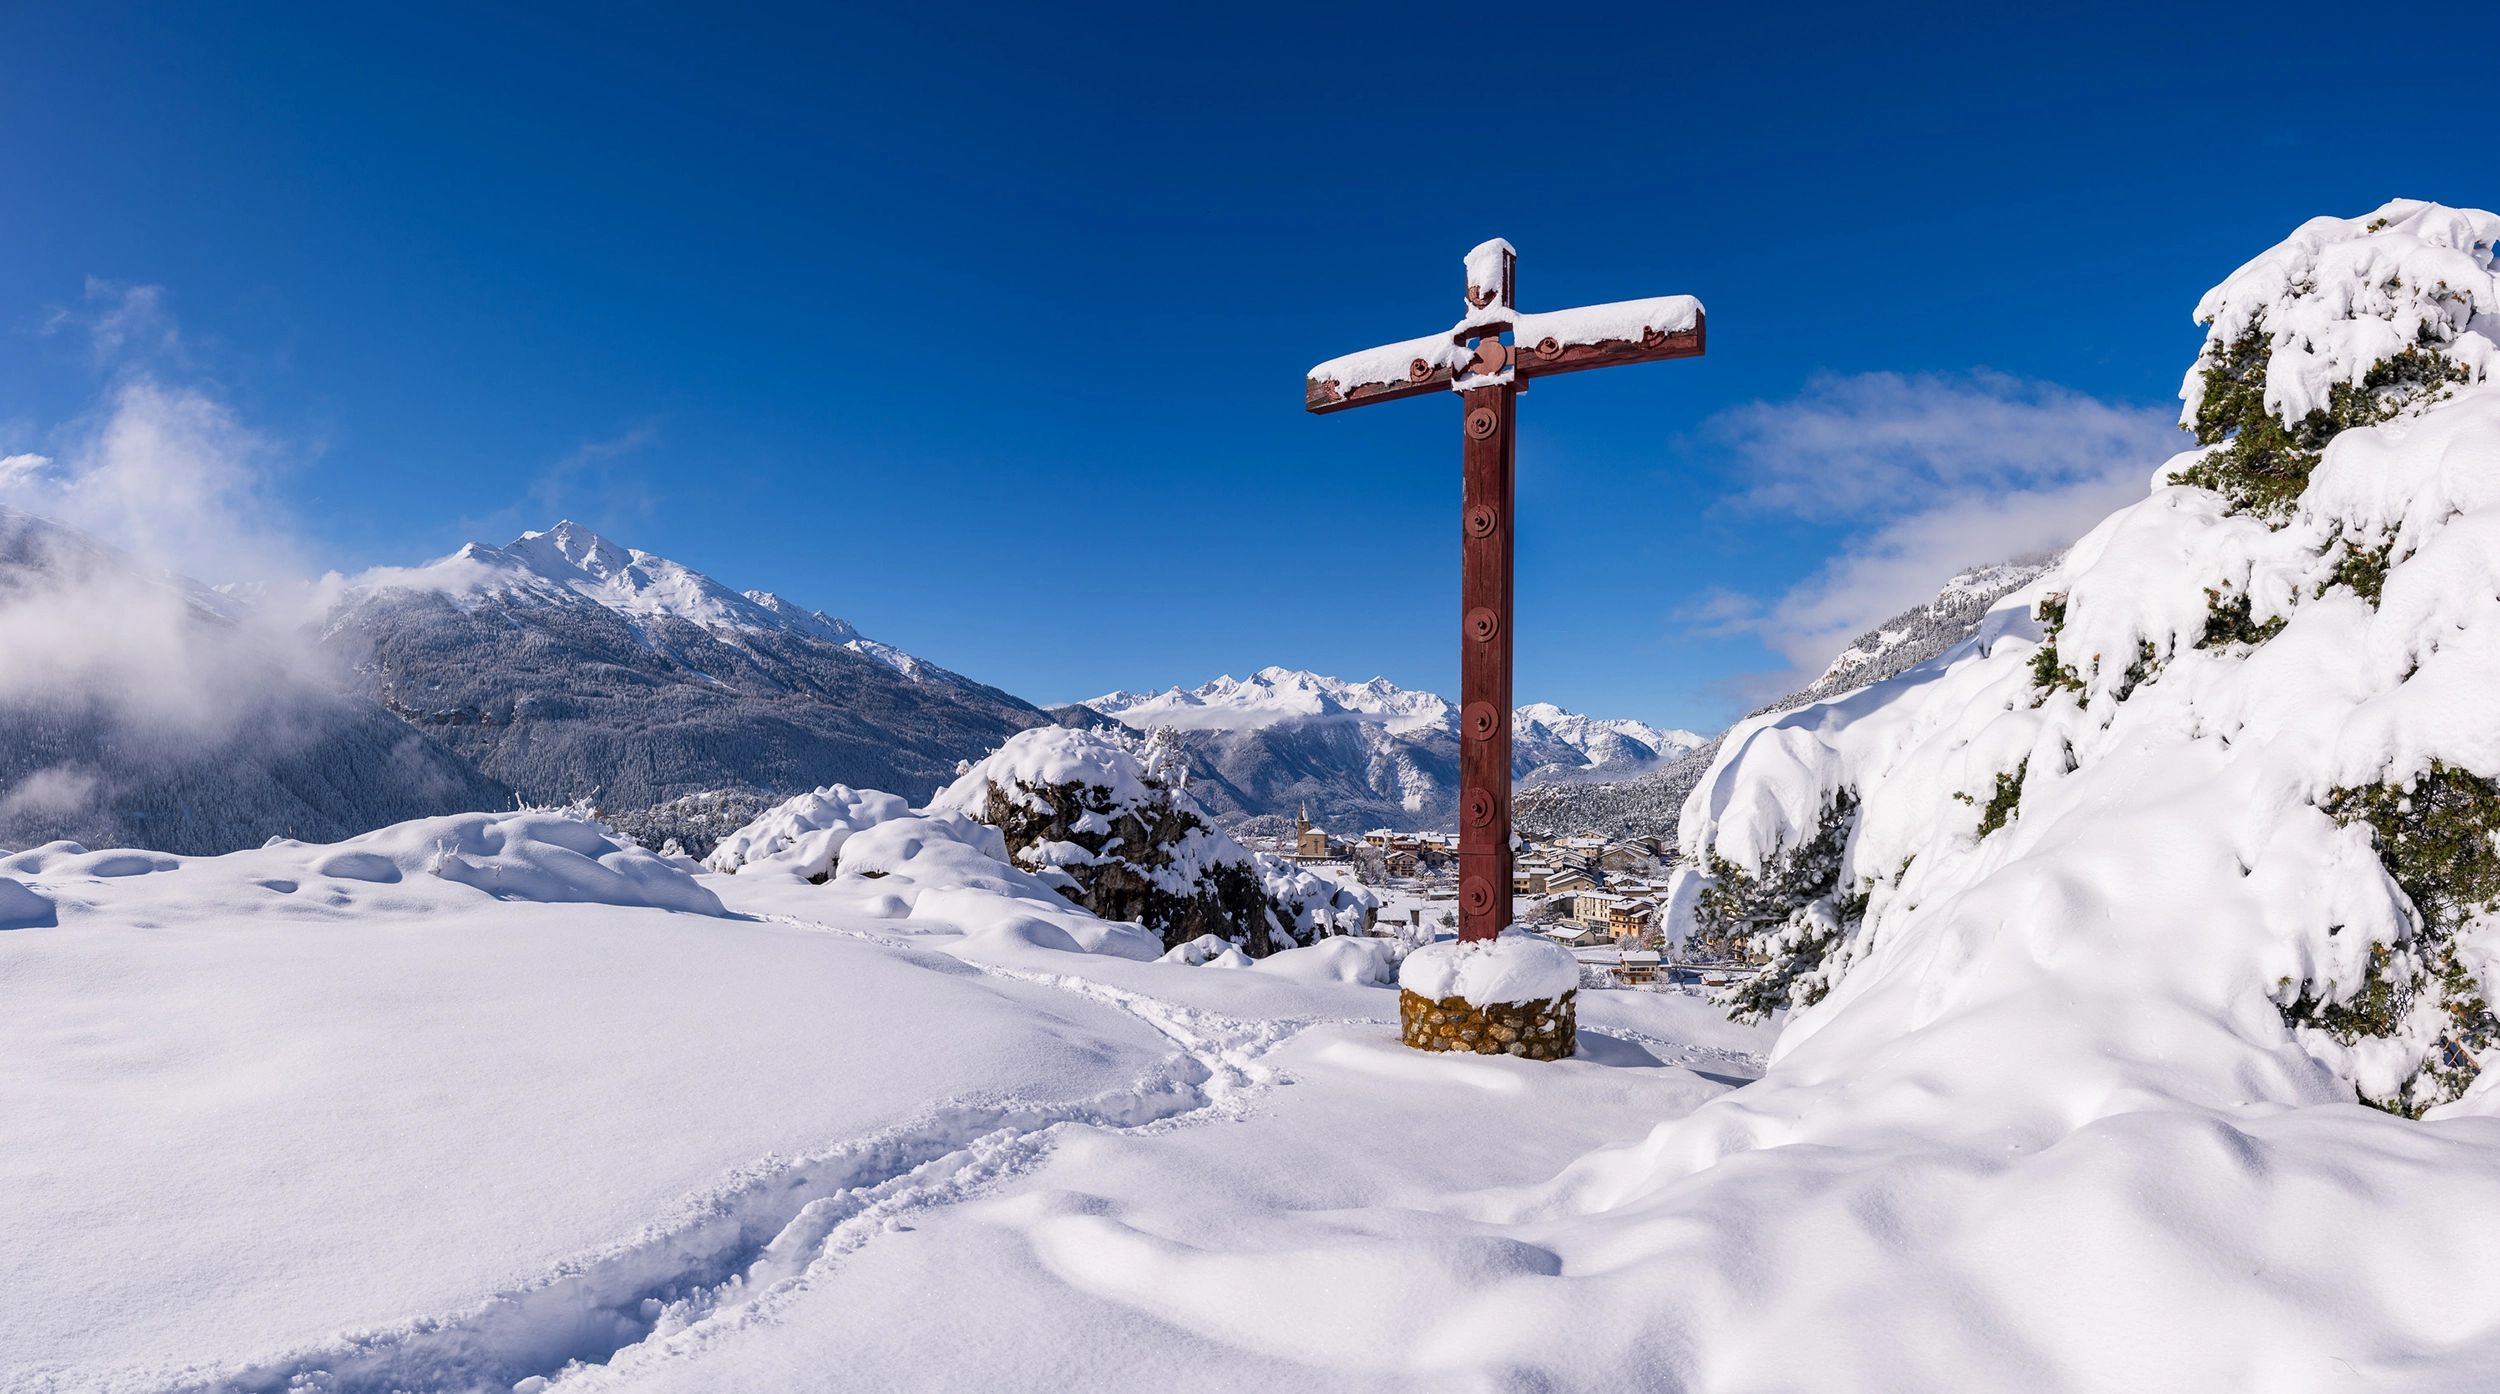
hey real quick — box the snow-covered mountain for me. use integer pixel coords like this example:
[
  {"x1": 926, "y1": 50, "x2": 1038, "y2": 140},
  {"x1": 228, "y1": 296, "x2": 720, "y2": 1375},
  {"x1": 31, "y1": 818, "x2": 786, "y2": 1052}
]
[
  {"x1": 1809, "y1": 559, "x2": 2054, "y2": 690},
  {"x1": 0, "y1": 506, "x2": 512, "y2": 854},
  {"x1": 1517, "y1": 560, "x2": 2054, "y2": 840},
  {"x1": 1066, "y1": 667, "x2": 1699, "y2": 831},
  {"x1": 355, "y1": 520, "x2": 976, "y2": 687},
  {"x1": 1087, "y1": 669, "x2": 1454, "y2": 735},
  {"x1": 1513, "y1": 701, "x2": 1703, "y2": 781},
  {"x1": 318, "y1": 521, "x2": 1052, "y2": 825}
]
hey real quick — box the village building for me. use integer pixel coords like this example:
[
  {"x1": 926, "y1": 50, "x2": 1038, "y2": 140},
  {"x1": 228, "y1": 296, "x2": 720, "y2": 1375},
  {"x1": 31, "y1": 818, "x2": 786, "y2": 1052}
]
[
  {"x1": 1568, "y1": 890, "x2": 1619, "y2": 927},
  {"x1": 1608, "y1": 898, "x2": 1656, "y2": 940},
  {"x1": 1600, "y1": 844, "x2": 1655, "y2": 875},
  {"x1": 1292, "y1": 805, "x2": 1331, "y2": 861},
  {"x1": 1544, "y1": 868, "x2": 1599, "y2": 896}
]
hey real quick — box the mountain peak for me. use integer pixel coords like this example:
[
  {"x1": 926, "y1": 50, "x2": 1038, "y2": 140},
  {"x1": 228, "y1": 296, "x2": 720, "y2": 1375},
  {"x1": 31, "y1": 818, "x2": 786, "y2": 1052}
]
[
  {"x1": 344, "y1": 523, "x2": 943, "y2": 685},
  {"x1": 509, "y1": 519, "x2": 636, "y2": 580}
]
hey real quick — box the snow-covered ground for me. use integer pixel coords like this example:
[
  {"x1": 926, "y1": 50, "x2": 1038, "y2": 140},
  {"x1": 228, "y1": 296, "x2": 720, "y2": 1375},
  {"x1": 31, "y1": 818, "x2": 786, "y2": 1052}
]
[
  {"x1": 2, "y1": 814, "x2": 1764, "y2": 1394},
  {"x1": 0, "y1": 804, "x2": 1770, "y2": 1389}
]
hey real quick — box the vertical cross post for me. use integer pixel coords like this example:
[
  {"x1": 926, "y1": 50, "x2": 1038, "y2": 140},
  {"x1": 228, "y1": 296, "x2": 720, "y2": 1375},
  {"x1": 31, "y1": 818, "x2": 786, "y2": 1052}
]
[
  {"x1": 1457, "y1": 373, "x2": 1515, "y2": 940},
  {"x1": 1455, "y1": 239, "x2": 1517, "y2": 941}
]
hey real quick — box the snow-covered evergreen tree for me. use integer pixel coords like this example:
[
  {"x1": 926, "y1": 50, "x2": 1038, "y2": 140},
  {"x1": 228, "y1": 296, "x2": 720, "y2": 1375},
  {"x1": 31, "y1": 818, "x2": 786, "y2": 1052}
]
[{"x1": 1679, "y1": 199, "x2": 2500, "y2": 1114}]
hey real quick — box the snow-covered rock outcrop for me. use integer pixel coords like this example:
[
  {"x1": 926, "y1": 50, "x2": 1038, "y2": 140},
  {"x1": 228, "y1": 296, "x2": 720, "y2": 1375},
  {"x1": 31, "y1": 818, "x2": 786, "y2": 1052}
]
[
  {"x1": 1679, "y1": 199, "x2": 2500, "y2": 1117},
  {"x1": 928, "y1": 726, "x2": 1326, "y2": 955}
]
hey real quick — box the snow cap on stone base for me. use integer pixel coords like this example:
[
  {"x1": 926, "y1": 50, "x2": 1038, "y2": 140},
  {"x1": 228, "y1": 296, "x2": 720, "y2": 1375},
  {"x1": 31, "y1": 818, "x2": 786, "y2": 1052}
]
[{"x1": 1398, "y1": 931, "x2": 1579, "y2": 1007}]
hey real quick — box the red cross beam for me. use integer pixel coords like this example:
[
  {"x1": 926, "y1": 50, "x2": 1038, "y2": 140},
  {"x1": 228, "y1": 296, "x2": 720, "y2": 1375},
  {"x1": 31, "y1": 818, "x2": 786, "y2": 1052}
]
[{"x1": 1304, "y1": 239, "x2": 1705, "y2": 942}]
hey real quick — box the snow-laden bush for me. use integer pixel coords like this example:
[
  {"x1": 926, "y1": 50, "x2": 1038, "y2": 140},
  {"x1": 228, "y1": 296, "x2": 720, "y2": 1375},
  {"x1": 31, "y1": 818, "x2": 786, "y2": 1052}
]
[
  {"x1": 703, "y1": 783, "x2": 909, "y2": 880},
  {"x1": 1676, "y1": 199, "x2": 2500, "y2": 1115},
  {"x1": 927, "y1": 726, "x2": 1312, "y2": 955},
  {"x1": 1254, "y1": 853, "x2": 1379, "y2": 942},
  {"x1": 1684, "y1": 792, "x2": 1860, "y2": 1022},
  {"x1": 2175, "y1": 200, "x2": 2499, "y2": 521}
]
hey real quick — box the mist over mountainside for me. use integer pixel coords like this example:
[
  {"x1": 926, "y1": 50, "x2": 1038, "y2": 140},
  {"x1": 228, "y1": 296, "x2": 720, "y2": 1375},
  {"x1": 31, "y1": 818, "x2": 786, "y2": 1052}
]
[
  {"x1": 320, "y1": 522, "x2": 1053, "y2": 818},
  {"x1": 0, "y1": 506, "x2": 512, "y2": 855},
  {"x1": 0, "y1": 514, "x2": 1051, "y2": 856},
  {"x1": 1515, "y1": 559, "x2": 2054, "y2": 839},
  {"x1": 1061, "y1": 667, "x2": 1702, "y2": 832}
]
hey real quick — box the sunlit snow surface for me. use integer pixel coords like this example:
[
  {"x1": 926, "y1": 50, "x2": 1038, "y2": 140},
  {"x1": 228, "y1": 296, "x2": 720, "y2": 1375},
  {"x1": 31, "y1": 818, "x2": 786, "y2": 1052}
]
[{"x1": 0, "y1": 815, "x2": 1763, "y2": 1393}]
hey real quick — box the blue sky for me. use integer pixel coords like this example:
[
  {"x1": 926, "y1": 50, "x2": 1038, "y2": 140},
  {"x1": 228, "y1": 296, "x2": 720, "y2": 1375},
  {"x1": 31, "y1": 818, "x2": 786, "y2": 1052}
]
[{"x1": 0, "y1": 3, "x2": 2491, "y2": 731}]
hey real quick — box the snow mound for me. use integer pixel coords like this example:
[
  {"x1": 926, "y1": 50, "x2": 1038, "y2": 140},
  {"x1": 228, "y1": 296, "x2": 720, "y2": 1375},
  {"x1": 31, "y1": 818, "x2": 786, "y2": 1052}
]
[
  {"x1": 0, "y1": 874, "x2": 55, "y2": 929},
  {"x1": 1398, "y1": 933, "x2": 1579, "y2": 1006},
  {"x1": 1160, "y1": 933, "x2": 1253, "y2": 968},
  {"x1": 0, "y1": 812, "x2": 727, "y2": 922},
  {"x1": 1253, "y1": 935, "x2": 1401, "y2": 986},
  {"x1": 832, "y1": 812, "x2": 1163, "y2": 962},
  {"x1": 329, "y1": 811, "x2": 728, "y2": 915},
  {"x1": 704, "y1": 784, "x2": 910, "y2": 879}
]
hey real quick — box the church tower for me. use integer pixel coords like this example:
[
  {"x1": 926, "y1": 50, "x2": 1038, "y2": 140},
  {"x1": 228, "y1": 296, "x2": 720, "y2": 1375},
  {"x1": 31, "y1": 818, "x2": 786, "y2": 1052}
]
[{"x1": 1294, "y1": 803, "x2": 1328, "y2": 861}]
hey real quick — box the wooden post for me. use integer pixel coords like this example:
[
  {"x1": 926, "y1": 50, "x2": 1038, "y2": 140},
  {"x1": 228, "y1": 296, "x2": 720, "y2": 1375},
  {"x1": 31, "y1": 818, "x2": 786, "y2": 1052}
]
[{"x1": 1457, "y1": 379, "x2": 1515, "y2": 941}]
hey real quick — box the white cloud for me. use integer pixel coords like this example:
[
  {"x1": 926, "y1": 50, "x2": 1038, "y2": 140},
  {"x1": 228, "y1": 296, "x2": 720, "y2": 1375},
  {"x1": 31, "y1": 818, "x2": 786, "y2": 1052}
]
[
  {"x1": 0, "y1": 288, "x2": 335, "y2": 742},
  {"x1": 0, "y1": 765, "x2": 99, "y2": 821},
  {"x1": 28, "y1": 377, "x2": 303, "y2": 584},
  {"x1": 1690, "y1": 371, "x2": 2183, "y2": 690}
]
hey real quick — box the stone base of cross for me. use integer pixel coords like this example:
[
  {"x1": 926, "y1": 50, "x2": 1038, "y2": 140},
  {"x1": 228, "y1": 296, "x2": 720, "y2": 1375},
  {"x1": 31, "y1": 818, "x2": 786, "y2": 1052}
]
[{"x1": 1306, "y1": 239, "x2": 1706, "y2": 943}]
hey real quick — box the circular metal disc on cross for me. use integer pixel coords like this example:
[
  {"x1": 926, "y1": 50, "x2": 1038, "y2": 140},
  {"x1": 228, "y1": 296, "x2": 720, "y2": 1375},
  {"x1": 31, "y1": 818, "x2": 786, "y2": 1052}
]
[{"x1": 1303, "y1": 240, "x2": 1708, "y2": 943}]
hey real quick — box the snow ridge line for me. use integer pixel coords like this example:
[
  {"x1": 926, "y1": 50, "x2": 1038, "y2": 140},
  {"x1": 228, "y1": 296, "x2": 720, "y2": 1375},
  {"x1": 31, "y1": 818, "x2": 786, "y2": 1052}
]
[{"x1": 195, "y1": 917, "x2": 1345, "y2": 1394}]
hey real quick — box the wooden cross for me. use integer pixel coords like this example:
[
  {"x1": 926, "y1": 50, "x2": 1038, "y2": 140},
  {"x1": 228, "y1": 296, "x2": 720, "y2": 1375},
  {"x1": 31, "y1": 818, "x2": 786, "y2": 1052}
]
[{"x1": 1305, "y1": 239, "x2": 1705, "y2": 942}]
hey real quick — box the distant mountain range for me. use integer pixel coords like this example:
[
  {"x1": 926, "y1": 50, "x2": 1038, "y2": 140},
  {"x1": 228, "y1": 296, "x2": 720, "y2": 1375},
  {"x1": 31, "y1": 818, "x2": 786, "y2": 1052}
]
[
  {"x1": 1059, "y1": 668, "x2": 1701, "y2": 833},
  {"x1": 1515, "y1": 559, "x2": 2054, "y2": 841},
  {"x1": 0, "y1": 503, "x2": 2050, "y2": 860}
]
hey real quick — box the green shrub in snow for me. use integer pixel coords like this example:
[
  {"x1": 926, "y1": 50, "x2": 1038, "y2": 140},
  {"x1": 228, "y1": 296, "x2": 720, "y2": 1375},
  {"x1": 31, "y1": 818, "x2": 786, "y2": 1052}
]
[
  {"x1": 1694, "y1": 792, "x2": 1861, "y2": 1023},
  {"x1": 2288, "y1": 762, "x2": 2500, "y2": 1115},
  {"x1": 2175, "y1": 325, "x2": 2468, "y2": 524}
]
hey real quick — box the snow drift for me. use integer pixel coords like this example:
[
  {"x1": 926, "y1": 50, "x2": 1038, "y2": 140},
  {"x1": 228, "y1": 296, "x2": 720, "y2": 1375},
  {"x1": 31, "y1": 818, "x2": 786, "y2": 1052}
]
[{"x1": 1, "y1": 808, "x2": 727, "y2": 920}]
